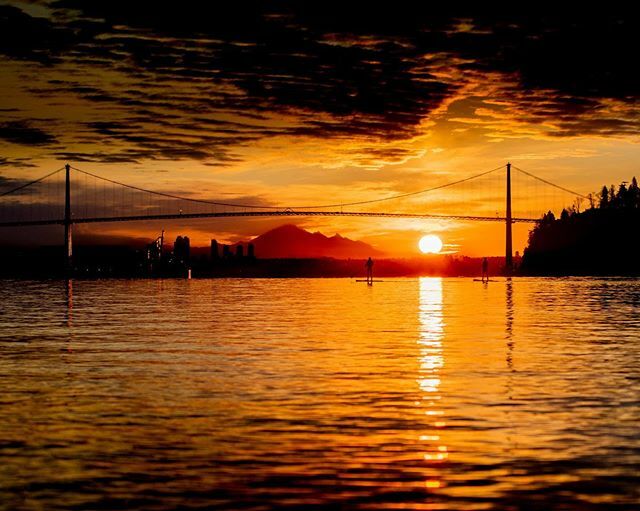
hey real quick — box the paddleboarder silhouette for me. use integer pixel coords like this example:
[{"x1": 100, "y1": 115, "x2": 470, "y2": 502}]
[
  {"x1": 481, "y1": 257, "x2": 489, "y2": 283},
  {"x1": 365, "y1": 257, "x2": 374, "y2": 285}
]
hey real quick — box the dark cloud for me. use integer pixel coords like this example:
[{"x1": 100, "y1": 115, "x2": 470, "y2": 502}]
[
  {"x1": 0, "y1": 3, "x2": 639, "y2": 165},
  {"x1": 0, "y1": 121, "x2": 57, "y2": 146},
  {"x1": 0, "y1": 4, "x2": 69, "y2": 63},
  {"x1": 0, "y1": 157, "x2": 38, "y2": 168}
]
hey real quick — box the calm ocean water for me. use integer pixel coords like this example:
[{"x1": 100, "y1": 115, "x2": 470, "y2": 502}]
[{"x1": 0, "y1": 277, "x2": 639, "y2": 510}]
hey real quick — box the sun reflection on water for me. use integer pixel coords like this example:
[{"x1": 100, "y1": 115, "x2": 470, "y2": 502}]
[{"x1": 417, "y1": 277, "x2": 447, "y2": 489}]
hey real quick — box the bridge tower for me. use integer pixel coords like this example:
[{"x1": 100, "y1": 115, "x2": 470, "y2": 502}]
[
  {"x1": 64, "y1": 163, "x2": 72, "y2": 271},
  {"x1": 505, "y1": 162, "x2": 513, "y2": 272}
]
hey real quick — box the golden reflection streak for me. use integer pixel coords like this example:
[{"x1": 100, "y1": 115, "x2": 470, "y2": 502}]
[
  {"x1": 65, "y1": 278, "x2": 73, "y2": 327},
  {"x1": 504, "y1": 278, "x2": 517, "y2": 475},
  {"x1": 417, "y1": 277, "x2": 447, "y2": 489},
  {"x1": 505, "y1": 277, "x2": 514, "y2": 372},
  {"x1": 64, "y1": 279, "x2": 74, "y2": 353}
]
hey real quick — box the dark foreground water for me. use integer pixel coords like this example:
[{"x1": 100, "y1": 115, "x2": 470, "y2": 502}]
[{"x1": 0, "y1": 278, "x2": 639, "y2": 510}]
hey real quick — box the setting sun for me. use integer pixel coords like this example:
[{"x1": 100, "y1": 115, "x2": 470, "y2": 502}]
[{"x1": 419, "y1": 235, "x2": 443, "y2": 254}]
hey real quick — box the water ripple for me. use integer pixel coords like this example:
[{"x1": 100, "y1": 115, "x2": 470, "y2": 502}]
[{"x1": 0, "y1": 277, "x2": 639, "y2": 510}]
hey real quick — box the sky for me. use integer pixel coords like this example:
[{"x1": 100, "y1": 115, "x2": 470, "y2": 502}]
[{"x1": 1, "y1": 3, "x2": 639, "y2": 256}]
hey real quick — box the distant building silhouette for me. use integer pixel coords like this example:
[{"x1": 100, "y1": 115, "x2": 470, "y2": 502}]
[
  {"x1": 210, "y1": 239, "x2": 219, "y2": 260},
  {"x1": 236, "y1": 245, "x2": 244, "y2": 258},
  {"x1": 222, "y1": 244, "x2": 231, "y2": 259},
  {"x1": 173, "y1": 235, "x2": 190, "y2": 264},
  {"x1": 146, "y1": 230, "x2": 164, "y2": 272},
  {"x1": 248, "y1": 243, "x2": 255, "y2": 259}
]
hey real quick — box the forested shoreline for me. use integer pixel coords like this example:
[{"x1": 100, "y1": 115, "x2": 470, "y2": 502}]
[{"x1": 522, "y1": 178, "x2": 640, "y2": 275}]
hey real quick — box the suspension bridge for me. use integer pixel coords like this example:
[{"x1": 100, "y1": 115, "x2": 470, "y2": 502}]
[{"x1": 0, "y1": 162, "x2": 587, "y2": 271}]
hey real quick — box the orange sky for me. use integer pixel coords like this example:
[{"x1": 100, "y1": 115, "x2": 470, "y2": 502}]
[{"x1": 1, "y1": 5, "x2": 639, "y2": 256}]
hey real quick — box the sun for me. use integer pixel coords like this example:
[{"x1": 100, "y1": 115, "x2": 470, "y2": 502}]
[{"x1": 419, "y1": 234, "x2": 443, "y2": 254}]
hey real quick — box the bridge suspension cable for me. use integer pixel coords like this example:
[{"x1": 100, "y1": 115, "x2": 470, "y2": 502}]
[
  {"x1": 512, "y1": 165, "x2": 589, "y2": 200},
  {"x1": 0, "y1": 167, "x2": 64, "y2": 197},
  {"x1": 280, "y1": 164, "x2": 508, "y2": 209},
  {"x1": 70, "y1": 166, "x2": 282, "y2": 210},
  {"x1": 70, "y1": 163, "x2": 508, "y2": 211},
  {"x1": 0, "y1": 161, "x2": 590, "y2": 229}
]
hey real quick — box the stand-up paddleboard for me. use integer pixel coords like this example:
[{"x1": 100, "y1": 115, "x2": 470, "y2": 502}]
[
  {"x1": 355, "y1": 279, "x2": 384, "y2": 282},
  {"x1": 473, "y1": 278, "x2": 499, "y2": 282}
]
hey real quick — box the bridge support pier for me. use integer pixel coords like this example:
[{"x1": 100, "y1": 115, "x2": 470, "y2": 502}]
[
  {"x1": 505, "y1": 162, "x2": 513, "y2": 274},
  {"x1": 64, "y1": 163, "x2": 72, "y2": 272}
]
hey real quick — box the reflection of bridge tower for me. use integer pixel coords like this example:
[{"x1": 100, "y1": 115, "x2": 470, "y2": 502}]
[
  {"x1": 505, "y1": 162, "x2": 513, "y2": 273},
  {"x1": 64, "y1": 163, "x2": 72, "y2": 271}
]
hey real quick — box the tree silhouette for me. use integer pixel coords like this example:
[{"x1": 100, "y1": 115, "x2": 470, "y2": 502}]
[
  {"x1": 522, "y1": 177, "x2": 640, "y2": 275},
  {"x1": 599, "y1": 186, "x2": 609, "y2": 208},
  {"x1": 627, "y1": 178, "x2": 640, "y2": 209}
]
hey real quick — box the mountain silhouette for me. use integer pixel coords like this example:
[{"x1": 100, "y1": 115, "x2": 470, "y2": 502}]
[{"x1": 238, "y1": 224, "x2": 384, "y2": 259}]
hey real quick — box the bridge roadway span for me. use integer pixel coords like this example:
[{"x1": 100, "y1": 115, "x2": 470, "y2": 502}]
[{"x1": 0, "y1": 210, "x2": 538, "y2": 227}]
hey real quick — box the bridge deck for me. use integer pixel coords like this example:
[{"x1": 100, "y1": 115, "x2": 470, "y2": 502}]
[{"x1": 0, "y1": 210, "x2": 538, "y2": 227}]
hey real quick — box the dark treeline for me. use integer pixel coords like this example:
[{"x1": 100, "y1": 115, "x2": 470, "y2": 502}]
[{"x1": 522, "y1": 177, "x2": 640, "y2": 275}]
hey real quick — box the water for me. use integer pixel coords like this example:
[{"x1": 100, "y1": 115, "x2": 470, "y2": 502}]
[{"x1": 1, "y1": 278, "x2": 639, "y2": 510}]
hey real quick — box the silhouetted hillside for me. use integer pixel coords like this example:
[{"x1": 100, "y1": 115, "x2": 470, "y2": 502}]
[
  {"x1": 237, "y1": 224, "x2": 384, "y2": 259},
  {"x1": 522, "y1": 178, "x2": 640, "y2": 275}
]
